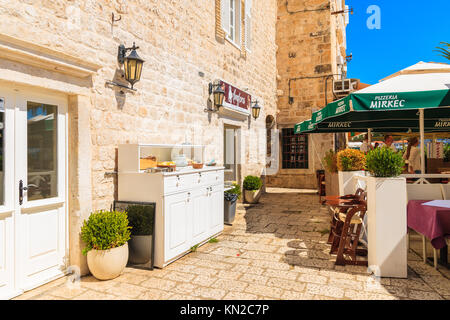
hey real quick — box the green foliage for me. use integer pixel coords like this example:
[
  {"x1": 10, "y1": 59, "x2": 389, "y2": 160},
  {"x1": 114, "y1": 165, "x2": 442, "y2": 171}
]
[
  {"x1": 81, "y1": 210, "x2": 131, "y2": 255},
  {"x1": 435, "y1": 42, "x2": 450, "y2": 61},
  {"x1": 208, "y1": 238, "x2": 219, "y2": 243},
  {"x1": 190, "y1": 244, "x2": 199, "y2": 252},
  {"x1": 225, "y1": 182, "x2": 242, "y2": 199},
  {"x1": 243, "y1": 175, "x2": 262, "y2": 191},
  {"x1": 366, "y1": 147, "x2": 405, "y2": 177},
  {"x1": 444, "y1": 144, "x2": 450, "y2": 162},
  {"x1": 126, "y1": 205, "x2": 154, "y2": 236},
  {"x1": 323, "y1": 150, "x2": 338, "y2": 173}
]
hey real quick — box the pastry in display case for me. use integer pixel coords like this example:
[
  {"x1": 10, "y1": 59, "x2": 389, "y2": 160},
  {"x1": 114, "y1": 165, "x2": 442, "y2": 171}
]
[{"x1": 139, "y1": 155, "x2": 157, "y2": 170}]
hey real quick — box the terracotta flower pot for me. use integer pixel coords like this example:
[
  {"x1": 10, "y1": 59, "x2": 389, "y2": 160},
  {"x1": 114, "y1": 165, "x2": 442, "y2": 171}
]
[{"x1": 87, "y1": 243, "x2": 129, "y2": 280}]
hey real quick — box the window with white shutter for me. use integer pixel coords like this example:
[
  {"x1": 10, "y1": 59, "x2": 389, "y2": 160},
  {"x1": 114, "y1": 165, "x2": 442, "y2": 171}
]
[
  {"x1": 221, "y1": 0, "x2": 230, "y2": 37},
  {"x1": 221, "y1": 0, "x2": 241, "y2": 47},
  {"x1": 245, "y1": 0, "x2": 252, "y2": 51}
]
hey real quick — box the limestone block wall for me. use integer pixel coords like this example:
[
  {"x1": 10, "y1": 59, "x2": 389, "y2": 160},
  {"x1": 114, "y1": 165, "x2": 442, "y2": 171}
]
[
  {"x1": 267, "y1": 0, "x2": 347, "y2": 189},
  {"x1": 0, "y1": 0, "x2": 278, "y2": 212}
]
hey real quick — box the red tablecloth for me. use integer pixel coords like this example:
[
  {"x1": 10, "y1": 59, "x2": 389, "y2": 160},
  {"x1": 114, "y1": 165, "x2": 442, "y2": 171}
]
[{"x1": 407, "y1": 200, "x2": 450, "y2": 249}]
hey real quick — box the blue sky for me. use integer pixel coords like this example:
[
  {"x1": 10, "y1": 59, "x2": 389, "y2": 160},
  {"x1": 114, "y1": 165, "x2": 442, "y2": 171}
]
[{"x1": 346, "y1": 0, "x2": 450, "y2": 84}]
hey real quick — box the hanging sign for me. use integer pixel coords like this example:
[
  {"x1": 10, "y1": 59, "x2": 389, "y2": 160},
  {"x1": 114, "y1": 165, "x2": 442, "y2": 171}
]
[{"x1": 219, "y1": 80, "x2": 251, "y2": 115}]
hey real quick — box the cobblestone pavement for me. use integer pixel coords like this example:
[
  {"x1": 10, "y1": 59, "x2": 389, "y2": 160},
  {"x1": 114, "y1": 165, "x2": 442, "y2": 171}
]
[{"x1": 14, "y1": 188, "x2": 450, "y2": 300}]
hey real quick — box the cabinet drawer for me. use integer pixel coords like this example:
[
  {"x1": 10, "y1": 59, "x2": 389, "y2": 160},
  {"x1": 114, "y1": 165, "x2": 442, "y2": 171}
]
[
  {"x1": 191, "y1": 171, "x2": 208, "y2": 187},
  {"x1": 206, "y1": 170, "x2": 224, "y2": 185},
  {"x1": 164, "y1": 174, "x2": 193, "y2": 194}
]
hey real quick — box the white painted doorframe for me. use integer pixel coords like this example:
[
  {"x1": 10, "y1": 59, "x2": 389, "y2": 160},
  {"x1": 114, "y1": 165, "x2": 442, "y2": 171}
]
[{"x1": 0, "y1": 84, "x2": 68, "y2": 299}]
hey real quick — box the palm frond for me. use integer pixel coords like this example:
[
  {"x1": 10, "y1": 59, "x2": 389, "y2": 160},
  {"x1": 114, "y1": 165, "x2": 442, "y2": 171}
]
[{"x1": 434, "y1": 42, "x2": 450, "y2": 61}]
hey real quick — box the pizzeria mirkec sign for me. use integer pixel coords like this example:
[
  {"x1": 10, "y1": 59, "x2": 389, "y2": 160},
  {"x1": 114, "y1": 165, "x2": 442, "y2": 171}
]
[{"x1": 219, "y1": 80, "x2": 251, "y2": 115}]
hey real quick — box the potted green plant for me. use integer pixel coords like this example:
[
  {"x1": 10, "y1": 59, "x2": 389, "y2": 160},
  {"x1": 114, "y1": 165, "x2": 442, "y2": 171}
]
[
  {"x1": 365, "y1": 147, "x2": 407, "y2": 278},
  {"x1": 336, "y1": 148, "x2": 366, "y2": 195},
  {"x1": 81, "y1": 210, "x2": 131, "y2": 280},
  {"x1": 323, "y1": 149, "x2": 339, "y2": 196},
  {"x1": 126, "y1": 205, "x2": 154, "y2": 265},
  {"x1": 243, "y1": 175, "x2": 262, "y2": 204},
  {"x1": 224, "y1": 182, "x2": 241, "y2": 225}
]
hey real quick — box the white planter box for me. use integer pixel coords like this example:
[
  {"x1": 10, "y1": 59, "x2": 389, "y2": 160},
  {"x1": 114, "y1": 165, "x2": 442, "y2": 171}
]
[
  {"x1": 366, "y1": 176, "x2": 407, "y2": 278},
  {"x1": 338, "y1": 171, "x2": 366, "y2": 196}
]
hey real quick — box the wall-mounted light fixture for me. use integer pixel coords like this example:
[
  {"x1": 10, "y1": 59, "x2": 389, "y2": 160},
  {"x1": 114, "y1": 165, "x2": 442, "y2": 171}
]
[
  {"x1": 106, "y1": 42, "x2": 144, "y2": 93},
  {"x1": 118, "y1": 42, "x2": 144, "y2": 89},
  {"x1": 331, "y1": 7, "x2": 353, "y2": 15},
  {"x1": 207, "y1": 81, "x2": 225, "y2": 111},
  {"x1": 251, "y1": 100, "x2": 261, "y2": 120},
  {"x1": 346, "y1": 53, "x2": 353, "y2": 63}
]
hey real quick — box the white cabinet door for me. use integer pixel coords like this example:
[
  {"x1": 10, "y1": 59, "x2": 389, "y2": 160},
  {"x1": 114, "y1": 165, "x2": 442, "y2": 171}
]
[
  {"x1": 208, "y1": 184, "x2": 224, "y2": 237},
  {"x1": 191, "y1": 187, "x2": 209, "y2": 245},
  {"x1": 164, "y1": 192, "x2": 192, "y2": 262}
]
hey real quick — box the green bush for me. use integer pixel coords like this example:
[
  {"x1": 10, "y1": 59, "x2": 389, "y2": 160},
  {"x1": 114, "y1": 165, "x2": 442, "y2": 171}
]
[
  {"x1": 366, "y1": 147, "x2": 405, "y2": 177},
  {"x1": 225, "y1": 182, "x2": 242, "y2": 199},
  {"x1": 243, "y1": 175, "x2": 262, "y2": 191},
  {"x1": 323, "y1": 149, "x2": 338, "y2": 173},
  {"x1": 81, "y1": 210, "x2": 131, "y2": 255},
  {"x1": 126, "y1": 205, "x2": 154, "y2": 236}
]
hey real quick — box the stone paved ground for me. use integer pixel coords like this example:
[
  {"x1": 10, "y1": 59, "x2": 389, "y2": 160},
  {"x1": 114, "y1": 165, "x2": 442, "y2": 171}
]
[{"x1": 14, "y1": 188, "x2": 450, "y2": 300}]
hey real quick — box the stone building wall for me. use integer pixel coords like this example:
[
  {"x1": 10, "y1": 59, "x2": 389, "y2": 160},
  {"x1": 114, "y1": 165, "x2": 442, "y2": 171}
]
[
  {"x1": 267, "y1": 0, "x2": 348, "y2": 189},
  {"x1": 0, "y1": 0, "x2": 278, "y2": 273},
  {"x1": 0, "y1": 0, "x2": 278, "y2": 209}
]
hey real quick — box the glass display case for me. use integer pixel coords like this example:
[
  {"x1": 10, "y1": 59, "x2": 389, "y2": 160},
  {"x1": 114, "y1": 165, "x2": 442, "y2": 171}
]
[{"x1": 118, "y1": 144, "x2": 206, "y2": 172}]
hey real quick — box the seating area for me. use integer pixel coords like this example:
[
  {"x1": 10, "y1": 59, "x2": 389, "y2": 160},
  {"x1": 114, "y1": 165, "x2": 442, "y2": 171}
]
[
  {"x1": 324, "y1": 181, "x2": 449, "y2": 272},
  {"x1": 406, "y1": 182, "x2": 450, "y2": 269}
]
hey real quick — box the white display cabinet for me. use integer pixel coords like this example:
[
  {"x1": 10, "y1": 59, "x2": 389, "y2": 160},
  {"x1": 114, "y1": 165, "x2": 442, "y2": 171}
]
[{"x1": 118, "y1": 144, "x2": 224, "y2": 268}]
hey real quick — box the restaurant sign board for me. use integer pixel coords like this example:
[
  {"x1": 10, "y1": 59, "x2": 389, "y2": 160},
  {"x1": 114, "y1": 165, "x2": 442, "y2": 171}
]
[{"x1": 219, "y1": 80, "x2": 251, "y2": 115}]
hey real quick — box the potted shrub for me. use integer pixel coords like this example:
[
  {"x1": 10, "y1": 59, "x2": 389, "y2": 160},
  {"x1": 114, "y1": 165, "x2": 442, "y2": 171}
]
[
  {"x1": 224, "y1": 182, "x2": 241, "y2": 225},
  {"x1": 81, "y1": 210, "x2": 131, "y2": 280},
  {"x1": 323, "y1": 149, "x2": 339, "y2": 196},
  {"x1": 336, "y1": 148, "x2": 366, "y2": 195},
  {"x1": 127, "y1": 205, "x2": 154, "y2": 265},
  {"x1": 243, "y1": 175, "x2": 262, "y2": 204},
  {"x1": 365, "y1": 147, "x2": 407, "y2": 278}
]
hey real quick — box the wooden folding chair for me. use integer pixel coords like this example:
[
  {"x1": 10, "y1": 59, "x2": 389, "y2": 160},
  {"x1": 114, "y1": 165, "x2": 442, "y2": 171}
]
[
  {"x1": 334, "y1": 202, "x2": 368, "y2": 266},
  {"x1": 326, "y1": 188, "x2": 366, "y2": 249}
]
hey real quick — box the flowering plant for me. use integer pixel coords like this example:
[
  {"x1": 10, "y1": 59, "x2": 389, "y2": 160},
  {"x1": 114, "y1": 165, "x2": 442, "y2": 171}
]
[{"x1": 336, "y1": 149, "x2": 366, "y2": 171}]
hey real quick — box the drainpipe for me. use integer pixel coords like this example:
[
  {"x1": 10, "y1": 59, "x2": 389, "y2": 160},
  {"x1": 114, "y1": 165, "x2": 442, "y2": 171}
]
[{"x1": 419, "y1": 108, "x2": 425, "y2": 174}]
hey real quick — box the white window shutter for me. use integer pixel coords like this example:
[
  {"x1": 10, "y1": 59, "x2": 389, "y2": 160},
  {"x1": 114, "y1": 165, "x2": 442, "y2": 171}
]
[
  {"x1": 245, "y1": 0, "x2": 252, "y2": 51},
  {"x1": 235, "y1": 0, "x2": 241, "y2": 44},
  {"x1": 221, "y1": 0, "x2": 230, "y2": 36}
]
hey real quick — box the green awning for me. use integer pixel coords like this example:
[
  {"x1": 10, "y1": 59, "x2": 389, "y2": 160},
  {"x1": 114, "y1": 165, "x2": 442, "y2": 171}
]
[{"x1": 295, "y1": 62, "x2": 450, "y2": 134}]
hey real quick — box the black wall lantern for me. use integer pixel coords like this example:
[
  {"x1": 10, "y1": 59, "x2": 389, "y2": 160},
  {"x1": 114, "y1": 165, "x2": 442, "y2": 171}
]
[
  {"x1": 251, "y1": 100, "x2": 261, "y2": 120},
  {"x1": 111, "y1": 42, "x2": 145, "y2": 91},
  {"x1": 208, "y1": 81, "x2": 225, "y2": 109}
]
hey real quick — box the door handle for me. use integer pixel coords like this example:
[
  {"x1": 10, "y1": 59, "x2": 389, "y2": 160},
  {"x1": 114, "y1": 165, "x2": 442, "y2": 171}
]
[{"x1": 19, "y1": 179, "x2": 28, "y2": 205}]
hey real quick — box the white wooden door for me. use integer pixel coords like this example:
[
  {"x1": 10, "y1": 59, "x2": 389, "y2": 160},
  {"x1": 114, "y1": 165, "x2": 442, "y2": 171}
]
[
  {"x1": 0, "y1": 88, "x2": 17, "y2": 299},
  {"x1": 15, "y1": 89, "x2": 67, "y2": 292},
  {"x1": 208, "y1": 184, "x2": 224, "y2": 237},
  {"x1": 191, "y1": 187, "x2": 209, "y2": 245},
  {"x1": 0, "y1": 85, "x2": 68, "y2": 299},
  {"x1": 164, "y1": 192, "x2": 192, "y2": 262}
]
